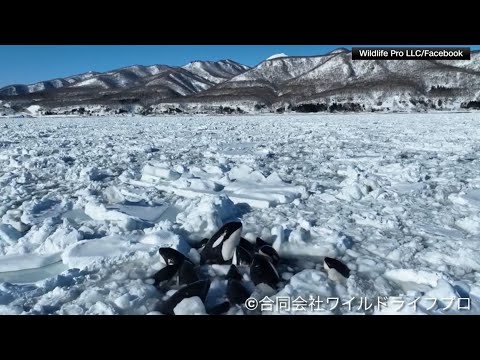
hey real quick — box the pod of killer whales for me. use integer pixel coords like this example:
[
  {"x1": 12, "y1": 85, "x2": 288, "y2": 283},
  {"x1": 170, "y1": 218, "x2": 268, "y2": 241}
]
[{"x1": 151, "y1": 221, "x2": 350, "y2": 315}]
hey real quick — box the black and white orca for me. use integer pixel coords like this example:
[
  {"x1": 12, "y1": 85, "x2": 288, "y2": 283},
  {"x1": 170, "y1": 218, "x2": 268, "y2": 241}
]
[
  {"x1": 232, "y1": 245, "x2": 254, "y2": 266},
  {"x1": 153, "y1": 247, "x2": 199, "y2": 288},
  {"x1": 178, "y1": 260, "x2": 199, "y2": 285},
  {"x1": 158, "y1": 279, "x2": 211, "y2": 315},
  {"x1": 255, "y1": 237, "x2": 270, "y2": 249},
  {"x1": 250, "y1": 254, "x2": 280, "y2": 288},
  {"x1": 258, "y1": 245, "x2": 280, "y2": 266},
  {"x1": 226, "y1": 279, "x2": 251, "y2": 306},
  {"x1": 226, "y1": 264, "x2": 242, "y2": 282},
  {"x1": 324, "y1": 257, "x2": 350, "y2": 280},
  {"x1": 159, "y1": 248, "x2": 187, "y2": 267},
  {"x1": 239, "y1": 237, "x2": 255, "y2": 253},
  {"x1": 200, "y1": 222, "x2": 243, "y2": 265},
  {"x1": 192, "y1": 238, "x2": 210, "y2": 250},
  {"x1": 152, "y1": 265, "x2": 180, "y2": 288}
]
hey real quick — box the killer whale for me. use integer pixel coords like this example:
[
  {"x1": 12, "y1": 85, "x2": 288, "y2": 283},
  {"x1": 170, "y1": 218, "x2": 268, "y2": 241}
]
[
  {"x1": 250, "y1": 254, "x2": 280, "y2": 288},
  {"x1": 158, "y1": 279, "x2": 211, "y2": 315},
  {"x1": 324, "y1": 257, "x2": 350, "y2": 279},
  {"x1": 200, "y1": 222, "x2": 243, "y2": 264}
]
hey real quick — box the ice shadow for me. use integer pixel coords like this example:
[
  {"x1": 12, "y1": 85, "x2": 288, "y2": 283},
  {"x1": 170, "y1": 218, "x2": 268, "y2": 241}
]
[
  {"x1": 338, "y1": 232, "x2": 355, "y2": 250},
  {"x1": 454, "y1": 285, "x2": 471, "y2": 308},
  {"x1": 234, "y1": 203, "x2": 252, "y2": 218}
]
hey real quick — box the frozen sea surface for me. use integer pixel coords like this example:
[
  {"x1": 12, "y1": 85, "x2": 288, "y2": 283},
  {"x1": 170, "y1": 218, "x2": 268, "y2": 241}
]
[{"x1": 1, "y1": 113, "x2": 480, "y2": 315}]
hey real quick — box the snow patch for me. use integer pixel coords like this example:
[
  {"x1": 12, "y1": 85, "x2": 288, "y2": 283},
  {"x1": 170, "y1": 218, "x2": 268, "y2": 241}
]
[
  {"x1": 61, "y1": 235, "x2": 148, "y2": 269},
  {"x1": 0, "y1": 252, "x2": 62, "y2": 272},
  {"x1": 266, "y1": 53, "x2": 288, "y2": 60},
  {"x1": 176, "y1": 195, "x2": 237, "y2": 241}
]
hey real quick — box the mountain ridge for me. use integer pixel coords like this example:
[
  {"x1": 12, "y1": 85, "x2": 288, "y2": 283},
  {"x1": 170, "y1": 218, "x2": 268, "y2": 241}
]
[
  {"x1": 1, "y1": 49, "x2": 480, "y2": 115},
  {"x1": 0, "y1": 60, "x2": 249, "y2": 97}
]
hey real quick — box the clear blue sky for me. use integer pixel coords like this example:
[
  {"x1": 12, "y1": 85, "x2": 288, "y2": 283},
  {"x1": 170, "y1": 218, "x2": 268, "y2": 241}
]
[{"x1": 0, "y1": 45, "x2": 478, "y2": 87}]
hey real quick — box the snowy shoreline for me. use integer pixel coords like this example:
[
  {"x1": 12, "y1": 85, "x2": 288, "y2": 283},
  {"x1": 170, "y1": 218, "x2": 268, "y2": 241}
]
[{"x1": 2, "y1": 109, "x2": 479, "y2": 119}]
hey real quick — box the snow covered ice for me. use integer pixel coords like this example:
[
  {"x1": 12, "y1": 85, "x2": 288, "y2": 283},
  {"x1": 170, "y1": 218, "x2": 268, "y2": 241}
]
[{"x1": 1, "y1": 113, "x2": 480, "y2": 315}]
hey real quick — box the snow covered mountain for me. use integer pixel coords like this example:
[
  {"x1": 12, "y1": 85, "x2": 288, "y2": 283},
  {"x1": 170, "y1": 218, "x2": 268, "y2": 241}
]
[
  {"x1": 185, "y1": 48, "x2": 480, "y2": 112},
  {"x1": 1, "y1": 48, "x2": 480, "y2": 115},
  {"x1": 0, "y1": 60, "x2": 250, "y2": 111},
  {"x1": 0, "y1": 71, "x2": 100, "y2": 96},
  {"x1": 182, "y1": 60, "x2": 249, "y2": 84}
]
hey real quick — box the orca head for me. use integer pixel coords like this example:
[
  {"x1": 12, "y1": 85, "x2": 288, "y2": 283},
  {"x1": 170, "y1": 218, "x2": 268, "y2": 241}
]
[
  {"x1": 226, "y1": 279, "x2": 251, "y2": 306},
  {"x1": 239, "y1": 237, "x2": 255, "y2": 253},
  {"x1": 255, "y1": 237, "x2": 270, "y2": 249},
  {"x1": 234, "y1": 246, "x2": 253, "y2": 266},
  {"x1": 152, "y1": 264, "x2": 180, "y2": 288},
  {"x1": 258, "y1": 245, "x2": 280, "y2": 266},
  {"x1": 324, "y1": 257, "x2": 350, "y2": 278},
  {"x1": 158, "y1": 279, "x2": 211, "y2": 315},
  {"x1": 178, "y1": 260, "x2": 199, "y2": 286},
  {"x1": 250, "y1": 254, "x2": 280, "y2": 287},
  {"x1": 226, "y1": 264, "x2": 243, "y2": 281},
  {"x1": 210, "y1": 222, "x2": 243, "y2": 261},
  {"x1": 159, "y1": 247, "x2": 186, "y2": 267}
]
